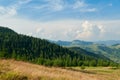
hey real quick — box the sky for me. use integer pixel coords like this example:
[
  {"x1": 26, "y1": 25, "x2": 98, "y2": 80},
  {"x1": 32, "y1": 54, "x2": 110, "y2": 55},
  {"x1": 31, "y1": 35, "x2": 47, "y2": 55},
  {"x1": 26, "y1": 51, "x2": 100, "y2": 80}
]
[{"x1": 0, "y1": 0, "x2": 120, "y2": 41}]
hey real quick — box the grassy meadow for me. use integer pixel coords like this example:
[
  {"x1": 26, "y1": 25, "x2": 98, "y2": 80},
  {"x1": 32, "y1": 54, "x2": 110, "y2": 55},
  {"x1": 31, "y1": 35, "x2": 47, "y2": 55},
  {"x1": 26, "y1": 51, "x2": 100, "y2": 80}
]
[{"x1": 0, "y1": 59, "x2": 120, "y2": 80}]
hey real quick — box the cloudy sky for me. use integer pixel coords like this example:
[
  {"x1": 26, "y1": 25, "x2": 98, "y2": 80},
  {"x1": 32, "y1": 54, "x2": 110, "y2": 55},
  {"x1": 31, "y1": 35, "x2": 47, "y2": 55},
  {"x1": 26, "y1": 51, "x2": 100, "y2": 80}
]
[{"x1": 0, "y1": 0, "x2": 120, "y2": 41}]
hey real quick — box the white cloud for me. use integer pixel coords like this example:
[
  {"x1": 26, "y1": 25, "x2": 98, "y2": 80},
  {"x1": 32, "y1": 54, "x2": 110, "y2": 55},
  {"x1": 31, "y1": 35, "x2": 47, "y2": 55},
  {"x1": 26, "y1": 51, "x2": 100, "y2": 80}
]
[
  {"x1": 34, "y1": 0, "x2": 64, "y2": 11},
  {"x1": 0, "y1": 6, "x2": 17, "y2": 17},
  {"x1": 79, "y1": 21, "x2": 93, "y2": 37},
  {"x1": 73, "y1": 0, "x2": 87, "y2": 9},
  {"x1": 73, "y1": 0, "x2": 97, "y2": 12},
  {"x1": 80, "y1": 8, "x2": 96, "y2": 12},
  {"x1": 36, "y1": 27, "x2": 44, "y2": 33},
  {"x1": 0, "y1": 0, "x2": 119, "y2": 41},
  {"x1": 97, "y1": 25, "x2": 105, "y2": 33},
  {"x1": 75, "y1": 21, "x2": 102, "y2": 39},
  {"x1": 0, "y1": 6, "x2": 6, "y2": 14},
  {"x1": 33, "y1": 0, "x2": 96, "y2": 13},
  {"x1": 34, "y1": 5, "x2": 47, "y2": 10},
  {"x1": 0, "y1": 13, "x2": 120, "y2": 41},
  {"x1": 27, "y1": 32, "x2": 33, "y2": 36},
  {"x1": 0, "y1": 0, "x2": 31, "y2": 17},
  {"x1": 18, "y1": 0, "x2": 32, "y2": 4},
  {"x1": 48, "y1": 0, "x2": 64, "y2": 11}
]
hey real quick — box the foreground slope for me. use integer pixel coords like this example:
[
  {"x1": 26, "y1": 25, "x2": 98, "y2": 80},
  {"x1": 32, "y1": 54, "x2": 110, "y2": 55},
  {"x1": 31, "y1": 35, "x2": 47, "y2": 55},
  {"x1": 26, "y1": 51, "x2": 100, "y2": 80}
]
[
  {"x1": 0, "y1": 59, "x2": 120, "y2": 80},
  {"x1": 0, "y1": 26, "x2": 115, "y2": 66}
]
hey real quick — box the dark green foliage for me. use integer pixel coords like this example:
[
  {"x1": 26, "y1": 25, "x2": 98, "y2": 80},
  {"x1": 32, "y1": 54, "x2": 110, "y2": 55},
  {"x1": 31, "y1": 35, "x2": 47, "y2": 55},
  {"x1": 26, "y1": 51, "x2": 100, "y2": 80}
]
[
  {"x1": 81, "y1": 65, "x2": 85, "y2": 70},
  {"x1": 68, "y1": 47, "x2": 109, "y2": 60},
  {"x1": 68, "y1": 47, "x2": 117, "y2": 67},
  {"x1": 0, "y1": 26, "x2": 116, "y2": 67}
]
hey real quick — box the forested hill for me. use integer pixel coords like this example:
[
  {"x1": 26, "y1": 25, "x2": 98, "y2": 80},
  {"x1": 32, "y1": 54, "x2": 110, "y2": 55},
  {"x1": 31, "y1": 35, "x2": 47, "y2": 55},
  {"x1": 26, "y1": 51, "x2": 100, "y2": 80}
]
[
  {"x1": 0, "y1": 27, "x2": 17, "y2": 34},
  {"x1": 0, "y1": 26, "x2": 117, "y2": 67}
]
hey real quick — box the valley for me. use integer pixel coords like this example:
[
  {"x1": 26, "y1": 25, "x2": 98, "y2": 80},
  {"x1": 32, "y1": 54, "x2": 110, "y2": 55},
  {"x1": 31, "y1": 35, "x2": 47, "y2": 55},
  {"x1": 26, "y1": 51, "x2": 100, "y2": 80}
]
[
  {"x1": 54, "y1": 40, "x2": 120, "y2": 63},
  {"x1": 0, "y1": 0, "x2": 120, "y2": 80},
  {"x1": 0, "y1": 27, "x2": 120, "y2": 80}
]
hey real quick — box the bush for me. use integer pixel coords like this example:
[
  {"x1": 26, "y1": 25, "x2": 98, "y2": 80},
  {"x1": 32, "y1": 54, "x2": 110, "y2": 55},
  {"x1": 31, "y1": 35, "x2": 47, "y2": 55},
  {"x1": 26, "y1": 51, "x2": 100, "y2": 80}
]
[{"x1": 81, "y1": 65, "x2": 85, "y2": 70}]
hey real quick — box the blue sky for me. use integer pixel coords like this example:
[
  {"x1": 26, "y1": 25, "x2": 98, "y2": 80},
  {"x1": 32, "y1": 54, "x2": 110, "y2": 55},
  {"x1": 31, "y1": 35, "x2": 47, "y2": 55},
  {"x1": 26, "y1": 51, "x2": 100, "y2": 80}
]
[{"x1": 0, "y1": 0, "x2": 120, "y2": 41}]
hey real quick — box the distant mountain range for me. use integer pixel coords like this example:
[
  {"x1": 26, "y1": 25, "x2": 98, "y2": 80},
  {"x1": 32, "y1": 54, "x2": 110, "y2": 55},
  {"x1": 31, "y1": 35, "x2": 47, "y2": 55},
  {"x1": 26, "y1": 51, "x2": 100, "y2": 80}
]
[
  {"x1": 52, "y1": 40, "x2": 120, "y2": 63},
  {"x1": 95, "y1": 40, "x2": 120, "y2": 46},
  {"x1": 0, "y1": 26, "x2": 115, "y2": 67},
  {"x1": 52, "y1": 40, "x2": 120, "y2": 46},
  {"x1": 52, "y1": 40, "x2": 93, "y2": 46}
]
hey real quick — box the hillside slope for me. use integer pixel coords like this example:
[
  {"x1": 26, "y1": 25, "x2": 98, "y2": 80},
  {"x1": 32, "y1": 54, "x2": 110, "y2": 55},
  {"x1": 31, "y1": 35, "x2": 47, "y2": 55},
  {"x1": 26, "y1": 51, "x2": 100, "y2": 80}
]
[
  {"x1": 0, "y1": 59, "x2": 120, "y2": 80},
  {"x1": 54, "y1": 40, "x2": 120, "y2": 63},
  {"x1": 0, "y1": 26, "x2": 115, "y2": 66},
  {"x1": 81, "y1": 44, "x2": 120, "y2": 63}
]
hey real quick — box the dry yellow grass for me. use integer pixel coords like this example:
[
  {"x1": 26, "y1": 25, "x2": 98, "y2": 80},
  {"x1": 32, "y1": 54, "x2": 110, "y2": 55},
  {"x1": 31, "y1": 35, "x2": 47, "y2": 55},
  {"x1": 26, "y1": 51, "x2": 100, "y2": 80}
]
[{"x1": 0, "y1": 59, "x2": 120, "y2": 80}]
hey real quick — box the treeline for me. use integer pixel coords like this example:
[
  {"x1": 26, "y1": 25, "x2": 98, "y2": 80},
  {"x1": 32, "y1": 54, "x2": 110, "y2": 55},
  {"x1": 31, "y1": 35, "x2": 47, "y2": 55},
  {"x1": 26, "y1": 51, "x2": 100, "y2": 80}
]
[{"x1": 0, "y1": 26, "x2": 118, "y2": 67}]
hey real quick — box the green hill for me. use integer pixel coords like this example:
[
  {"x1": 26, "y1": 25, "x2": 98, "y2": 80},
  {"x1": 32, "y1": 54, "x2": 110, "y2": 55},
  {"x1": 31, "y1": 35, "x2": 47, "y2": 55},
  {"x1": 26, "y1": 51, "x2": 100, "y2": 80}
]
[
  {"x1": 96, "y1": 44, "x2": 120, "y2": 63},
  {"x1": 0, "y1": 26, "x2": 116, "y2": 67},
  {"x1": 54, "y1": 40, "x2": 120, "y2": 63},
  {"x1": 73, "y1": 44, "x2": 120, "y2": 63}
]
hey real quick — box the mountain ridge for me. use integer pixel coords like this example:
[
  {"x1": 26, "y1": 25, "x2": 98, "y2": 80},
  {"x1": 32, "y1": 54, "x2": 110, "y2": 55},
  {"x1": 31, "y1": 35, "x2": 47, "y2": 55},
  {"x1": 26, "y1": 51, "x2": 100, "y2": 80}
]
[
  {"x1": 0, "y1": 26, "x2": 115, "y2": 67},
  {"x1": 53, "y1": 40, "x2": 120, "y2": 63},
  {"x1": 53, "y1": 40, "x2": 120, "y2": 46}
]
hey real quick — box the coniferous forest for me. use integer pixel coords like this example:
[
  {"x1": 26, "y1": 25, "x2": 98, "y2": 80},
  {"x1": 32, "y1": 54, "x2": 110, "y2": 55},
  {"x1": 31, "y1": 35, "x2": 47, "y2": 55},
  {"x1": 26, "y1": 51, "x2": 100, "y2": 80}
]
[{"x1": 0, "y1": 26, "x2": 118, "y2": 67}]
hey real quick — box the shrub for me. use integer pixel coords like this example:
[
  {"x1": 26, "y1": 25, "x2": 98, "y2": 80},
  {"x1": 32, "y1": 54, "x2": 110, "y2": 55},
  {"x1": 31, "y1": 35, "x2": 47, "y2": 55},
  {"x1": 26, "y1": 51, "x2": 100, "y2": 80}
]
[{"x1": 81, "y1": 65, "x2": 85, "y2": 70}]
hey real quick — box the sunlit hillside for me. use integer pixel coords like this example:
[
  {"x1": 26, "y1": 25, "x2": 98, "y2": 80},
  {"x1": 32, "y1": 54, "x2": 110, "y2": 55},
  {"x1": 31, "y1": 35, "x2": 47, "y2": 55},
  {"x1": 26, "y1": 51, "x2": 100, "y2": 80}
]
[{"x1": 0, "y1": 59, "x2": 120, "y2": 80}]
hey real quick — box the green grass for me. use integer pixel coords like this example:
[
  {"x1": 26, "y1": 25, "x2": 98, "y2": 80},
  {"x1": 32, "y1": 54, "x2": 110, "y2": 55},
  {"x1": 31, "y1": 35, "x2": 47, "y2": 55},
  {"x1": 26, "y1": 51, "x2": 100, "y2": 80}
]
[{"x1": 68, "y1": 67, "x2": 119, "y2": 74}]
